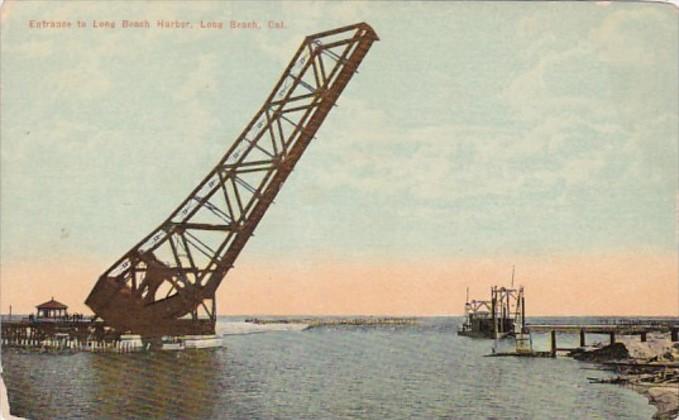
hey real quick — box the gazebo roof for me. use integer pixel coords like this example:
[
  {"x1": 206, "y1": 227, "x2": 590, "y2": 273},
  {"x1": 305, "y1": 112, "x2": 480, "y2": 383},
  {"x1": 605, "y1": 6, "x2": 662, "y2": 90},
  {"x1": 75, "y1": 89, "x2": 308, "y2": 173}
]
[{"x1": 36, "y1": 297, "x2": 68, "y2": 310}]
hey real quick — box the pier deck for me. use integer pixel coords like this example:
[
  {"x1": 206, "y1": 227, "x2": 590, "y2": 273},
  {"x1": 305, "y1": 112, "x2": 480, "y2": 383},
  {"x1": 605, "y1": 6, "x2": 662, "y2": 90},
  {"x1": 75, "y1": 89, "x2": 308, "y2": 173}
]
[
  {"x1": 527, "y1": 322, "x2": 679, "y2": 335},
  {"x1": 526, "y1": 320, "x2": 679, "y2": 357},
  {"x1": 0, "y1": 318, "x2": 139, "y2": 352}
]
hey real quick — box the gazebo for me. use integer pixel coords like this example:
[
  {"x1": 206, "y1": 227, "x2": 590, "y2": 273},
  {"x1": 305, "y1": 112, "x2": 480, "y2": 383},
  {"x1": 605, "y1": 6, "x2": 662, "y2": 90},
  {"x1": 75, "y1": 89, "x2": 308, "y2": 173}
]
[{"x1": 36, "y1": 297, "x2": 68, "y2": 319}]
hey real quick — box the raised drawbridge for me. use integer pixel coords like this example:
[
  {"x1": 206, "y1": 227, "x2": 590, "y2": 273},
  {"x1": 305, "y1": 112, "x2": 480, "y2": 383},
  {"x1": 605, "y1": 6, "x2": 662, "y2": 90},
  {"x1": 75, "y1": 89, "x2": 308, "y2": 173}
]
[{"x1": 85, "y1": 23, "x2": 378, "y2": 338}]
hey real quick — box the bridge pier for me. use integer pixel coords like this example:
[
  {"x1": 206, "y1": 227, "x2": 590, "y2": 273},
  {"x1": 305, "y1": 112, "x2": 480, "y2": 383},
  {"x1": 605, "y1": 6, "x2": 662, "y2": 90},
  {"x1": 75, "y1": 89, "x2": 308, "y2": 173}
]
[
  {"x1": 672, "y1": 328, "x2": 678, "y2": 342},
  {"x1": 609, "y1": 332, "x2": 615, "y2": 345},
  {"x1": 640, "y1": 332, "x2": 647, "y2": 342},
  {"x1": 579, "y1": 329, "x2": 585, "y2": 347}
]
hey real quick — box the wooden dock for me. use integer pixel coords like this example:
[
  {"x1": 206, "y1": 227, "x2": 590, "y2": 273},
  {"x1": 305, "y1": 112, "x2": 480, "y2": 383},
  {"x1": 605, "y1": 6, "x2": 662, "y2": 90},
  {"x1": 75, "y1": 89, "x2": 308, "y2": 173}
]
[
  {"x1": 1, "y1": 318, "x2": 146, "y2": 353},
  {"x1": 526, "y1": 320, "x2": 679, "y2": 357}
]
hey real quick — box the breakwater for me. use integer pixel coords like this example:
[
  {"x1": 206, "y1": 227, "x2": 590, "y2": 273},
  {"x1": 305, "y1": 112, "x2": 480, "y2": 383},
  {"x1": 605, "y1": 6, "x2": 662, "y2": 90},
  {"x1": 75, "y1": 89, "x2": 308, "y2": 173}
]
[{"x1": 244, "y1": 317, "x2": 418, "y2": 329}]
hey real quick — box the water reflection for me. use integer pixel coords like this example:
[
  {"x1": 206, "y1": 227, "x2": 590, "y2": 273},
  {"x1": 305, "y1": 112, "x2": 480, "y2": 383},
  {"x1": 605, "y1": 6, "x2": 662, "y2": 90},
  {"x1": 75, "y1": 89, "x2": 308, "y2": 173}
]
[
  {"x1": 86, "y1": 349, "x2": 226, "y2": 418},
  {"x1": 3, "y1": 348, "x2": 228, "y2": 419}
]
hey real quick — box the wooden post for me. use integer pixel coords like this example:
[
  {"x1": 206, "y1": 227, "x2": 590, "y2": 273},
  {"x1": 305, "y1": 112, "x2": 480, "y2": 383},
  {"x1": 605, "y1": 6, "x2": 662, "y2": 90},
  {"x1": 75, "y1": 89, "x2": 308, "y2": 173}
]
[
  {"x1": 550, "y1": 330, "x2": 557, "y2": 358},
  {"x1": 609, "y1": 332, "x2": 615, "y2": 344},
  {"x1": 671, "y1": 328, "x2": 678, "y2": 342},
  {"x1": 580, "y1": 329, "x2": 586, "y2": 347},
  {"x1": 521, "y1": 295, "x2": 526, "y2": 332},
  {"x1": 505, "y1": 291, "x2": 510, "y2": 334},
  {"x1": 640, "y1": 332, "x2": 647, "y2": 342},
  {"x1": 491, "y1": 287, "x2": 496, "y2": 339}
]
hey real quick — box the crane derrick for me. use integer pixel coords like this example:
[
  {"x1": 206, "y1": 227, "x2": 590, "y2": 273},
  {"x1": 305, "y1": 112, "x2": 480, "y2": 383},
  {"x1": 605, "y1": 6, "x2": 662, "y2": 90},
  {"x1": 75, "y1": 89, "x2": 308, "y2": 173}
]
[{"x1": 85, "y1": 23, "x2": 379, "y2": 338}]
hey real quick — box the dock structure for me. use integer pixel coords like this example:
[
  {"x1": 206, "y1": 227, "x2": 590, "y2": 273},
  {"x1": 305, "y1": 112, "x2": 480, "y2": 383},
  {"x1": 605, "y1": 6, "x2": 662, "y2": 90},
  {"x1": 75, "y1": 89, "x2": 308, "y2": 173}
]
[
  {"x1": 1, "y1": 318, "x2": 145, "y2": 353},
  {"x1": 1, "y1": 297, "x2": 146, "y2": 352},
  {"x1": 527, "y1": 321, "x2": 679, "y2": 357}
]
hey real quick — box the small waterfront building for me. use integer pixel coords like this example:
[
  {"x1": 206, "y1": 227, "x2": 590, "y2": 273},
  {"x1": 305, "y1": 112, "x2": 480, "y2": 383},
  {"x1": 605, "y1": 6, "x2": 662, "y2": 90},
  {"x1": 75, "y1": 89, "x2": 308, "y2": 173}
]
[{"x1": 36, "y1": 297, "x2": 68, "y2": 319}]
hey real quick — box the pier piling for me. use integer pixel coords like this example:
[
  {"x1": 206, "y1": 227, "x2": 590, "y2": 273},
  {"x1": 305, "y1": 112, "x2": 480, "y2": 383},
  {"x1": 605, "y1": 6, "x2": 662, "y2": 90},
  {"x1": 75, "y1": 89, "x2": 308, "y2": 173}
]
[{"x1": 528, "y1": 322, "x2": 679, "y2": 355}]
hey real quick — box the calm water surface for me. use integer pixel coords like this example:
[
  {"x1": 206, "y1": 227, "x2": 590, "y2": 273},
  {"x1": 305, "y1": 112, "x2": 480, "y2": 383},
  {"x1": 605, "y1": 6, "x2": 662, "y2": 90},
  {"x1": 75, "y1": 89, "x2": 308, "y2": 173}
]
[{"x1": 2, "y1": 317, "x2": 655, "y2": 419}]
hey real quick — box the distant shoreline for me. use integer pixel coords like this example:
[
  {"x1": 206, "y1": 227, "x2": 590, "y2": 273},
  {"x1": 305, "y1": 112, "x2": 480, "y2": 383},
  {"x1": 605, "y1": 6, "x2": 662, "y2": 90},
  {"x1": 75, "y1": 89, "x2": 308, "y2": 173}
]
[{"x1": 244, "y1": 317, "x2": 418, "y2": 329}]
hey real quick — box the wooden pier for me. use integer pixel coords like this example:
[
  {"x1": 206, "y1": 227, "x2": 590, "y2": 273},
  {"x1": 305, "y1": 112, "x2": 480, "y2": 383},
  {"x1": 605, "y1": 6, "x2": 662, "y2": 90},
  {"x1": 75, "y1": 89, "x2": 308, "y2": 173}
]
[
  {"x1": 1, "y1": 319, "x2": 146, "y2": 353},
  {"x1": 527, "y1": 320, "x2": 679, "y2": 357}
]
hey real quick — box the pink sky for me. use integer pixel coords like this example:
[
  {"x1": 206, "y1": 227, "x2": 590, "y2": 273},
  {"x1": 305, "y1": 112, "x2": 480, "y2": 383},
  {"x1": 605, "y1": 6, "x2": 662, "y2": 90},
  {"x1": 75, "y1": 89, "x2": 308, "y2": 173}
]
[{"x1": 1, "y1": 250, "x2": 676, "y2": 316}]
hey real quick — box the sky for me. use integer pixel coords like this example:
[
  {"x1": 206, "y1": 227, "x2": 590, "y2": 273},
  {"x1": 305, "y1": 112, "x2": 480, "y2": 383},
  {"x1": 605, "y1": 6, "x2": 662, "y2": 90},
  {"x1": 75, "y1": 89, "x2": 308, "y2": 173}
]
[{"x1": 1, "y1": 1, "x2": 677, "y2": 316}]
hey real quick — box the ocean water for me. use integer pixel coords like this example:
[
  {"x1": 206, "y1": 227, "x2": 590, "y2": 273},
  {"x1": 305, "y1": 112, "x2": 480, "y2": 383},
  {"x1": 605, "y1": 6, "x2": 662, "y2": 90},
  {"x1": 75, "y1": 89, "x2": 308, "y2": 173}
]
[{"x1": 1, "y1": 317, "x2": 656, "y2": 419}]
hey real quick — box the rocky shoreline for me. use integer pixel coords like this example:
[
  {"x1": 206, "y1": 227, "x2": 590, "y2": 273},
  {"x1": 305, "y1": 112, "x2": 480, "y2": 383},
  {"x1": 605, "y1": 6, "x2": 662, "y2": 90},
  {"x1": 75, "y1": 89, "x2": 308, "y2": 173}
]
[{"x1": 571, "y1": 333, "x2": 679, "y2": 419}]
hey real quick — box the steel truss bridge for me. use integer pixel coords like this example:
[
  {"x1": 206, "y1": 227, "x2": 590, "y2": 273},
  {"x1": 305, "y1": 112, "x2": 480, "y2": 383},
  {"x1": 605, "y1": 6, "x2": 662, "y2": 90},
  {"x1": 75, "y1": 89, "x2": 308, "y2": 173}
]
[{"x1": 86, "y1": 23, "x2": 379, "y2": 337}]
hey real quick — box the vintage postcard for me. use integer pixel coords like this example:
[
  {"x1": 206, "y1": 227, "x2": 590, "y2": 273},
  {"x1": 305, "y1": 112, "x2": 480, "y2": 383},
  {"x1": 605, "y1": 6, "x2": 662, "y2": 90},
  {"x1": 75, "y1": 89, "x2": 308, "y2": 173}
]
[{"x1": 1, "y1": 1, "x2": 678, "y2": 419}]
